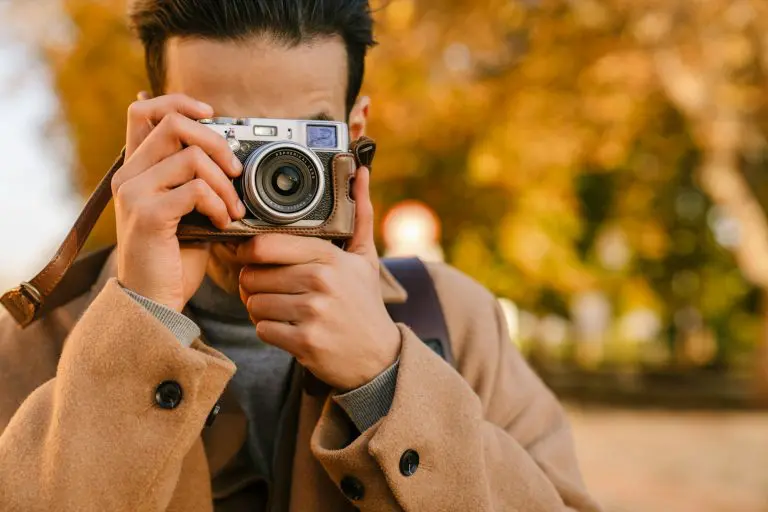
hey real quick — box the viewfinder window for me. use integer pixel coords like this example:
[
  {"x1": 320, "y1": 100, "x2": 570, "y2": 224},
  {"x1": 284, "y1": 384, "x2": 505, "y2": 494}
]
[
  {"x1": 307, "y1": 125, "x2": 337, "y2": 148},
  {"x1": 254, "y1": 125, "x2": 278, "y2": 137}
]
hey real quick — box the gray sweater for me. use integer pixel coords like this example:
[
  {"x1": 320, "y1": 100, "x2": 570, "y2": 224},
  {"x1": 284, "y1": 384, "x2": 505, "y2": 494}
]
[{"x1": 124, "y1": 277, "x2": 398, "y2": 479}]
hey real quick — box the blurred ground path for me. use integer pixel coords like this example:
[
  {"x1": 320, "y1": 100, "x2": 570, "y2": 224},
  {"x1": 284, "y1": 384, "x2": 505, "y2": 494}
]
[{"x1": 567, "y1": 406, "x2": 768, "y2": 512}]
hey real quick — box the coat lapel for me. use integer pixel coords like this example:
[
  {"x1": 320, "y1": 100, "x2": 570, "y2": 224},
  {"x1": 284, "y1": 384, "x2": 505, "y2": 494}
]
[{"x1": 288, "y1": 385, "x2": 353, "y2": 512}]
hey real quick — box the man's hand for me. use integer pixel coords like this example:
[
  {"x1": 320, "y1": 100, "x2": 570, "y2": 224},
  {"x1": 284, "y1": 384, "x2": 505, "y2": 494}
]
[
  {"x1": 238, "y1": 167, "x2": 401, "y2": 391},
  {"x1": 114, "y1": 93, "x2": 246, "y2": 312}
]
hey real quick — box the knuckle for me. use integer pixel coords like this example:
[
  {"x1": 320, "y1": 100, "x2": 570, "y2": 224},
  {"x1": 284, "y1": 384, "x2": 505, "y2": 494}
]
[
  {"x1": 239, "y1": 267, "x2": 252, "y2": 289},
  {"x1": 246, "y1": 294, "x2": 260, "y2": 314},
  {"x1": 111, "y1": 174, "x2": 123, "y2": 197},
  {"x1": 113, "y1": 179, "x2": 136, "y2": 208},
  {"x1": 247, "y1": 238, "x2": 267, "y2": 261},
  {"x1": 185, "y1": 145, "x2": 207, "y2": 167},
  {"x1": 126, "y1": 100, "x2": 144, "y2": 120},
  {"x1": 302, "y1": 296, "x2": 326, "y2": 318},
  {"x1": 307, "y1": 266, "x2": 333, "y2": 292},
  {"x1": 190, "y1": 178, "x2": 209, "y2": 197},
  {"x1": 294, "y1": 327, "x2": 316, "y2": 354},
  {"x1": 169, "y1": 111, "x2": 186, "y2": 130},
  {"x1": 160, "y1": 111, "x2": 184, "y2": 133}
]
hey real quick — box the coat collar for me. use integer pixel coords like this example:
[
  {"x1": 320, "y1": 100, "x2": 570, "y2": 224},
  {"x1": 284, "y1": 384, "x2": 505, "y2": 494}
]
[{"x1": 378, "y1": 262, "x2": 408, "y2": 304}]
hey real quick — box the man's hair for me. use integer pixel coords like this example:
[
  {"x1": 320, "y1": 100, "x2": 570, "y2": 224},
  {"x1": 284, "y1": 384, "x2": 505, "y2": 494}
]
[{"x1": 129, "y1": 0, "x2": 376, "y2": 114}]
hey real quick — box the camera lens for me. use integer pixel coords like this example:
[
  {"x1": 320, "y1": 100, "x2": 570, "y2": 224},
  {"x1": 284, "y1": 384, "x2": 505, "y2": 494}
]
[
  {"x1": 272, "y1": 166, "x2": 302, "y2": 196},
  {"x1": 260, "y1": 155, "x2": 316, "y2": 213},
  {"x1": 241, "y1": 142, "x2": 326, "y2": 224}
]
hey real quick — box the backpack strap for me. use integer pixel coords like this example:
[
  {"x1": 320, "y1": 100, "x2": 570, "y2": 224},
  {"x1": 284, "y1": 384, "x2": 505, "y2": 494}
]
[{"x1": 381, "y1": 258, "x2": 454, "y2": 366}]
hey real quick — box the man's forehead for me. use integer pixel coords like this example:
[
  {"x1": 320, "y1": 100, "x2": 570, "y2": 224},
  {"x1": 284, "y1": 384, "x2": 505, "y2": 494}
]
[{"x1": 164, "y1": 35, "x2": 348, "y2": 121}]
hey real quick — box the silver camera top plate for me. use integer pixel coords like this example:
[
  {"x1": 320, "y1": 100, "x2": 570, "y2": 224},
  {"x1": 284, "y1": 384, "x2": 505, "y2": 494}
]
[{"x1": 199, "y1": 117, "x2": 349, "y2": 152}]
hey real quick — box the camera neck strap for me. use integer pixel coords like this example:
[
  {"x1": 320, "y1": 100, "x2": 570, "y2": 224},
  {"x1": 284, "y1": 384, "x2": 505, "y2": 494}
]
[
  {"x1": 1, "y1": 149, "x2": 126, "y2": 327},
  {"x1": 1, "y1": 136, "x2": 376, "y2": 328}
]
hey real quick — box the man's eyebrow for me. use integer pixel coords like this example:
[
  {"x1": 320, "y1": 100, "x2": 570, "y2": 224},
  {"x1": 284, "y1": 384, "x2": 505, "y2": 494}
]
[{"x1": 306, "y1": 112, "x2": 334, "y2": 121}]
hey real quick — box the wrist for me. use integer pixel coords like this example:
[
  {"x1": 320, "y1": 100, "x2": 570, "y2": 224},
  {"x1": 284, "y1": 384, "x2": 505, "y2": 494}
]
[
  {"x1": 343, "y1": 321, "x2": 401, "y2": 391},
  {"x1": 118, "y1": 278, "x2": 184, "y2": 313},
  {"x1": 334, "y1": 359, "x2": 400, "y2": 432},
  {"x1": 122, "y1": 286, "x2": 200, "y2": 346}
]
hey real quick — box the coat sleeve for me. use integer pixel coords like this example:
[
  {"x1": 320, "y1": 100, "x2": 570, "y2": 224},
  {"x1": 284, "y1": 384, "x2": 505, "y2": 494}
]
[
  {"x1": 0, "y1": 278, "x2": 235, "y2": 512},
  {"x1": 310, "y1": 264, "x2": 601, "y2": 512}
]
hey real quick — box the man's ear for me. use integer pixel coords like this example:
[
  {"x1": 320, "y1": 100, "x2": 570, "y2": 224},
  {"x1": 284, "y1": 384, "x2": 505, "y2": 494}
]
[{"x1": 349, "y1": 95, "x2": 371, "y2": 141}]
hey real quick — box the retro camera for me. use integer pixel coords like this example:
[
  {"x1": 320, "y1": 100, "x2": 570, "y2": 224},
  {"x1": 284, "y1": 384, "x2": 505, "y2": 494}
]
[{"x1": 200, "y1": 117, "x2": 349, "y2": 227}]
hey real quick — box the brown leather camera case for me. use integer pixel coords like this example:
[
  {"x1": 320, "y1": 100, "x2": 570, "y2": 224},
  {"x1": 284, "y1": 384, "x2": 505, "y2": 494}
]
[{"x1": 178, "y1": 152, "x2": 357, "y2": 242}]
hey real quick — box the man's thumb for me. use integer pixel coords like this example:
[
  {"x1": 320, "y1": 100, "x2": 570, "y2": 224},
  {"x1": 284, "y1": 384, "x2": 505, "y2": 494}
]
[{"x1": 347, "y1": 167, "x2": 377, "y2": 262}]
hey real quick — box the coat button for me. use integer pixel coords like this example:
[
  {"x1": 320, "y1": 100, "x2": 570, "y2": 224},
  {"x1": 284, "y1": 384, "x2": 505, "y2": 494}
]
[
  {"x1": 155, "y1": 381, "x2": 183, "y2": 410},
  {"x1": 399, "y1": 449, "x2": 420, "y2": 477},
  {"x1": 340, "y1": 476, "x2": 365, "y2": 501},
  {"x1": 205, "y1": 402, "x2": 221, "y2": 427}
]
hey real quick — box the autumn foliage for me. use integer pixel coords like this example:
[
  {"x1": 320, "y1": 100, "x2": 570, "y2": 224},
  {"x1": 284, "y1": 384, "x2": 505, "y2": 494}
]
[{"x1": 11, "y1": 0, "x2": 768, "y2": 376}]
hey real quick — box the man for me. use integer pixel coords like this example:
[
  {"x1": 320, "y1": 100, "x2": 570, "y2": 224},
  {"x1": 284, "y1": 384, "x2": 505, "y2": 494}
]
[{"x1": 0, "y1": 1, "x2": 600, "y2": 511}]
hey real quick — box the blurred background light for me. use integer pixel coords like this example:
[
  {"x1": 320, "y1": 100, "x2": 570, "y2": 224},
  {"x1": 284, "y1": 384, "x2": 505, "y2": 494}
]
[
  {"x1": 497, "y1": 297, "x2": 520, "y2": 343},
  {"x1": 443, "y1": 43, "x2": 472, "y2": 74},
  {"x1": 382, "y1": 200, "x2": 444, "y2": 261}
]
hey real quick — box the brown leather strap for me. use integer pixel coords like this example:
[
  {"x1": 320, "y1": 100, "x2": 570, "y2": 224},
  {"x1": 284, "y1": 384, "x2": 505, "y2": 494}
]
[
  {"x1": 0, "y1": 149, "x2": 126, "y2": 327},
  {"x1": 349, "y1": 136, "x2": 376, "y2": 171}
]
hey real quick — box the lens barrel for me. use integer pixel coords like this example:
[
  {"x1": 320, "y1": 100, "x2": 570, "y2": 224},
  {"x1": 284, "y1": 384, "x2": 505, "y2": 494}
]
[{"x1": 241, "y1": 142, "x2": 326, "y2": 224}]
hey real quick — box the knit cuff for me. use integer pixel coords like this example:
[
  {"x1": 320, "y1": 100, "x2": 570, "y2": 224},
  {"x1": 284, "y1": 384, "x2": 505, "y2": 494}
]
[
  {"x1": 122, "y1": 287, "x2": 200, "y2": 347},
  {"x1": 333, "y1": 360, "x2": 399, "y2": 433}
]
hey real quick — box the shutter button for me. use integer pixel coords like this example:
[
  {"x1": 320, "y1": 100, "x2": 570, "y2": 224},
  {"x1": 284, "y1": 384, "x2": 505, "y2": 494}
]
[
  {"x1": 340, "y1": 476, "x2": 365, "y2": 501},
  {"x1": 399, "y1": 449, "x2": 420, "y2": 477},
  {"x1": 155, "y1": 381, "x2": 183, "y2": 410}
]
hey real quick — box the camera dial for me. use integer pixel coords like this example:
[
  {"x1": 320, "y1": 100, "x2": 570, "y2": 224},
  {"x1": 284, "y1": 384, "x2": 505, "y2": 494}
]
[{"x1": 225, "y1": 128, "x2": 241, "y2": 152}]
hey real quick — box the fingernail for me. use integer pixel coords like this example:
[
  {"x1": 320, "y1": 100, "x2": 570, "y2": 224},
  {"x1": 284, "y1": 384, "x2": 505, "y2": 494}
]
[
  {"x1": 232, "y1": 155, "x2": 243, "y2": 172},
  {"x1": 197, "y1": 101, "x2": 213, "y2": 112},
  {"x1": 237, "y1": 200, "x2": 247, "y2": 217}
]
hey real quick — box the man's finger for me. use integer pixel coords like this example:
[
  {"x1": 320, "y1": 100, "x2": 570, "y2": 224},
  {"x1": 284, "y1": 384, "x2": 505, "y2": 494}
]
[
  {"x1": 246, "y1": 293, "x2": 304, "y2": 324},
  {"x1": 255, "y1": 320, "x2": 301, "y2": 355},
  {"x1": 161, "y1": 178, "x2": 231, "y2": 230},
  {"x1": 126, "y1": 93, "x2": 213, "y2": 157},
  {"x1": 236, "y1": 233, "x2": 336, "y2": 266},
  {"x1": 116, "y1": 113, "x2": 241, "y2": 189},
  {"x1": 346, "y1": 167, "x2": 377, "y2": 264},
  {"x1": 239, "y1": 264, "x2": 315, "y2": 295},
  {"x1": 128, "y1": 145, "x2": 245, "y2": 220}
]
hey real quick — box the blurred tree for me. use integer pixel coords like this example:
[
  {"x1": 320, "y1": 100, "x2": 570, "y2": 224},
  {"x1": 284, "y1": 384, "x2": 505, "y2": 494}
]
[
  {"x1": 8, "y1": 0, "x2": 147, "y2": 246},
  {"x1": 10, "y1": 0, "x2": 768, "y2": 395},
  {"x1": 364, "y1": 0, "x2": 768, "y2": 394}
]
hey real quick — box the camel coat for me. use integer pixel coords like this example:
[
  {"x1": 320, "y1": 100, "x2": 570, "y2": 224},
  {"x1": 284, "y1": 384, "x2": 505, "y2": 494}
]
[{"x1": 0, "y1": 251, "x2": 600, "y2": 511}]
